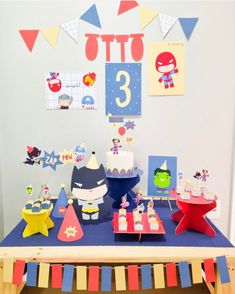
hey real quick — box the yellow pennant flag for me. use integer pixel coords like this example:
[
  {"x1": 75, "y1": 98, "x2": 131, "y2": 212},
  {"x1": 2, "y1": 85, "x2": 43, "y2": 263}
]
[
  {"x1": 153, "y1": 264, "x2": 165, "y2": 289},
  {"x1": 3, "y1": 258, "x2": 14, "y2": 283},
  {"x1": 191, "y1": 260, "x2": 203, "y2": 284},
  {"x1": 41, "y1": 26, "x2": 59, "y2": 48},
  {"x1": 76, "y1": 266, "x2": 87, "y2": 290},
  {"x1": 140, "y1": 5, "x2": 158, "y2": 30},
  {"x1": 38, "y1": 263, "x2": 50, "y2": 288},
  {"x1": 115, "y1": 266, "x2": 126, "y2": 291}
]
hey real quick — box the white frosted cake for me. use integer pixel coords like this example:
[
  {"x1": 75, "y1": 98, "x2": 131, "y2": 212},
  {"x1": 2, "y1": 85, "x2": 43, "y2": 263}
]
[{"x1": 106, "y1": 151, "x2": 134, "y2": 175}]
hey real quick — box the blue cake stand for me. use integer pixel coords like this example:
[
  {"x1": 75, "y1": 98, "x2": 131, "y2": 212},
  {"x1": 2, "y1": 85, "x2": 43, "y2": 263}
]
[{"x1": 106, "y1": 168, "x2": 143, "y2": 208}]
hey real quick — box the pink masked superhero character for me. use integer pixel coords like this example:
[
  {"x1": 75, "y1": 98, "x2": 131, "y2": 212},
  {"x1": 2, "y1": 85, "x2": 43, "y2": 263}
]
[{"x1": 155, "y1": 52, "x2": 178, "y2": 89}]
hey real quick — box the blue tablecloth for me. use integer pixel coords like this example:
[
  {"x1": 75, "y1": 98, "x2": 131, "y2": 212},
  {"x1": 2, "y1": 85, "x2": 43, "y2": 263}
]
[{"x1": 0, "y1": 200, "x2": 233, "y2": 248}]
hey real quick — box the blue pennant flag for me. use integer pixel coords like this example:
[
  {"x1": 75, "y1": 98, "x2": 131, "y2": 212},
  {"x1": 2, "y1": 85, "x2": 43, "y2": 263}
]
[
  {"x1": 62, "y1": 265, "x2": 74, "y2": 292},
  {"x1": 26, "y1": 262, "x2": 38, "y2": 287},
  {"x1": 141, "y1": 264, "x2": 152, "y2": 289},
  {"x1": 80, "y1": 4, "x2": 102, "y2": 28},
  {"x1": 179, "y1": 17, "x2": 198, "y2": 40},
  {"x1": 216, "y1": 256, "x2": 230, "y2": 284},
  {"x1": 178, "y1": 262, "x2": 192, "y2": 288},
  {"x1": 101, "y1": 266, "x2": 112, "y2": 291}
]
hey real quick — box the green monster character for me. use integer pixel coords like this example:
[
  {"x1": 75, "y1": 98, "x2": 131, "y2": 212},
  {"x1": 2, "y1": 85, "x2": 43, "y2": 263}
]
[{"x1": 154, "y1": 160, "x2": 171, "y2": 194}]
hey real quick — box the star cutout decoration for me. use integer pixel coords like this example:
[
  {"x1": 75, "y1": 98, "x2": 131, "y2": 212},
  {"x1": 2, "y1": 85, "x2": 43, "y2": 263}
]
[
  {"x1": 124, "y1": 120, "x2": 136, "y2": 130},
  {"x1": 40, "y1": 150, "x2": 63, "y2": 171},
  {"x1": 64, "y1": 226, "x2": 78, "y2": 238}
]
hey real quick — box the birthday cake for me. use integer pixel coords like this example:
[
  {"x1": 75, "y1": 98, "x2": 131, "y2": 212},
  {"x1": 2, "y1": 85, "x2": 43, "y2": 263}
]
[{"x1": 106, "y1": 151, "x2": 134, "y2": 175}]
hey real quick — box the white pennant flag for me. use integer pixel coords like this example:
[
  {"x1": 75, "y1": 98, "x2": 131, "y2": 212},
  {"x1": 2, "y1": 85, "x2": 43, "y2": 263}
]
[
  {"x1": 60, "y1": 19, "x2": 79, "y2": 43},
  {"x1": 159, "y1": 14, "x2": 177, "y2": 38}
]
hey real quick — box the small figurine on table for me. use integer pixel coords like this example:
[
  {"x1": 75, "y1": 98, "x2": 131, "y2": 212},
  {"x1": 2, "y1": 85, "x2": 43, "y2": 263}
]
[
  {"x1": 26, "y1": 185, "x2": 33, "y2": 197},
  {"x1": 134, "y1": 190, "x2": 142, "y2": 206},
  {"x1": 201, "y1": 169, "x2": 209, "y2": 182},
  {"x1": 111, "y1": 138, "x2": 122, "y2": 154},
  {"x1": 120, "y1": 195, "x2": 129, "y2": 209}
]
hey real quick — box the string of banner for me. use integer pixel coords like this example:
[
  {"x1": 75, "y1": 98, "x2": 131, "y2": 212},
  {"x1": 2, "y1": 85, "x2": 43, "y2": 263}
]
[
  {"x1": 2, "y1": 255, "x2": 231, "y2": 292},
  {"x1": 18, "y1": 1, "x2": 199, "y2": 52}
]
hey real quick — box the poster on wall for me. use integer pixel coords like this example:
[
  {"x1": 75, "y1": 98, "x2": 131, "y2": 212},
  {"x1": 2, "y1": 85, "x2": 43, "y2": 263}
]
[
  {"x1": 148, "y1": 156, "x2": 177, "y2": 196},
  {"x1": 105, "y1": 63, "x2": 141, "y2": 116},
  {"x1": 148, "y1": 42, "x2": 184, "y2": 96},
  {"x1": 46, "y1": 72, "x2": 97, "y2": 110}
]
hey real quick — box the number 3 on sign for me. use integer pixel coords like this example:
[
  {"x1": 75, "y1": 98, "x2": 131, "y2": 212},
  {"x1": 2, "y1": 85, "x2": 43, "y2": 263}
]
[{"x1": 106, "y1": 63, "x2": 141, "y2": 116}]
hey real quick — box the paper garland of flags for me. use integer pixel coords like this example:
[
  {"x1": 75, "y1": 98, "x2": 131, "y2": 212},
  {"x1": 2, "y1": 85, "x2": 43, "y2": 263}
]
[{"x1": 2, "y1": 256, "x2": 231, "y2": 291}]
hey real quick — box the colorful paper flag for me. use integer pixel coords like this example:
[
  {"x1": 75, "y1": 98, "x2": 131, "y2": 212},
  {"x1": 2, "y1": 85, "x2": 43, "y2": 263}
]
[
  {"x1": 191, "y1": 260, "x2": 203, "y2": 284},
  {"x1": 115, "y1": 266, "x2": 126, "y2": 291},
  {"x1": 80, "y1": 4, "x2": 101, "y2": 28},
  {"x1": 19, "y1": 30, "x2": 39, "y2": 52},
  {"x1": 118, "y1": 1, "x2": 139, "y2": 15},
  {"x1": 61, "y1": 19, "x2": 79, "y2": 43},
  {"x1": 41, "y1": 26, "x2": 60, "y2": 48},
  {"x1": 38, "y1": 263, "x2": 50, "y2": 288},
  {"x1": 140, "y1": 5, "x2": 158, "y2": 30},
  {"x1": 141, "y1": 264, "x2": 152, "y2": 289},
  {"x1": 166, "y1": 263, "x2": 177, "y2": 287},
  {"x1": 216, "y1": 256, "x2": 230, "y2": 284},
  {"x1": 62, "y1": 265, "x2": 74, "y2": 292},
  {"x1": 178, "y1": 18, "x2": 198, "y2": 40},
  {"x1": 128, "y1": 265, "x2": 139, "y2": 290},
  {"x1": 52, "y1": 264, "x2": 63, "y2": 289},
  {"x1": 88, "y1": 266, "x2": 99, "y2": 291},
  {"x1": 3, "y1": 258, "x2": 14, "y2": 283},
  {"x1": 159, "y1": 14, "x2": 177, "y2": 38},
  {"x1": 153, "y1": 264, "x2": 165, "y2": 289},
  {"x1": 101, "y1": 266, "x2": 112, "y2": 292},
  {"x1": 12, "y1": 260, "x2": 26, "y2": 286},
  {"x1": 26, "y1": 262, "x2": 38, "y2": 287},
  {"x1": 204, "y1": 258, "x2": 216, "y2": 283},
  {"x1": 76, "y1": 266, "x2": 87, "y2": 290},
  {"x1": 178, "y1": 262, "x2": 192, "y2": 288}
]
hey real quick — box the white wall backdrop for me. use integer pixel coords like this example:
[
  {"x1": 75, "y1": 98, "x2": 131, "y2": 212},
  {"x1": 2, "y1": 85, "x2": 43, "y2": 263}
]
[{"x1": 0, "y1": 0, "x2": 234, "y2": 238}]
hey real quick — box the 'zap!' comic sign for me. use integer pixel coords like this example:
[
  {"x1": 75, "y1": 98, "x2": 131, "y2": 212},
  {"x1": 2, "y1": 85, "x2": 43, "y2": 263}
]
[{"x1": 47, "y1": 72, "x2": 62, "y2": 92}]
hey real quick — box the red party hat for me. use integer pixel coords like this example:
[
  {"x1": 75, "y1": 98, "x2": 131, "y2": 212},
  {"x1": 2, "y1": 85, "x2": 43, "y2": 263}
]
[
  {"x1": 27, "y1": 146, "x2": 34, "y2": 153},
  {"x1": 57, "y1": 199, "x2": 84, "y2": 242}
]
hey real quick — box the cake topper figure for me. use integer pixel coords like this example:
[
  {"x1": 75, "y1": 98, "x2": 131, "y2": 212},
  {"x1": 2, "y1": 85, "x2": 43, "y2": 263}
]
[
  {"x1": 201, "y1": 169, "x2": 209, "y2": 182},
  {"x1": 134, "y1": 191, "x2": 142, "y2": 206},
  {"x1": 26, "y1": 185, "x2": 33, "y2": 197},
  {"x1": 147, "y1": 198, "x2": 154, "y2": 209},
  {"x1": 71, "y1": 152, "x2": 112, "y2": 222},
  {"x1": 24, "y1": 146, "x2": 41, "y2": 165},
  {"x1": 193, "y1": 171, "x2": 201, "y2": 180},
  {"x1": 111, "y1": 138, "x2": 122, "y2": 154},
  {"x1": 154, "y1": 160, "x2": 172, "y2": 195},
  {"x1": 120, "y1": 195, "x2": 130, "y2": 209},
  {"x1": 74, "y1": 143, "x2": 86, "y2": 163}
]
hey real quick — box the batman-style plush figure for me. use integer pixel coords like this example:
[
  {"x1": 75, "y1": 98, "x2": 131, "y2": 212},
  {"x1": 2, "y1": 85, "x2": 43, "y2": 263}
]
[{"x1": 71, "y1": 152, "x2": 112, "y2": 223}]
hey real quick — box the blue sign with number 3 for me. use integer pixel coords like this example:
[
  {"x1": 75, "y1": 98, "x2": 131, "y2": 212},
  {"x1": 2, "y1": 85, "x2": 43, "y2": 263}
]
[{"x1": 105, "y1": 63, "x2": 141, "y2": 116}]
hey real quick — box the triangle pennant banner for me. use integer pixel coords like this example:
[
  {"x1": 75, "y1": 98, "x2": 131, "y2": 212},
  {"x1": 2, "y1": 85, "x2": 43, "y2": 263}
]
[
  {"x1": 140, "y1": 5, "x2": 158, "y2": 30},
  {"x1": 159, "y1": 14, "x2": 177, "y2": 38},
  {"x1": 41, "y1": 26, "x2": 60, "y2": 48},
  {"x1": 61, "y1": 19, "x2": 79, "y2": 43},
  {"x1": 118, "y1": 0, "x2": 139, "y2": 15},
  {"x1": 19, "y1": 30, "x2": 39, "y2": 52},
  {"x1": 80, "y1": 4, "x2": 101, "y2": 28},
  {"x1": 179, "y1": 17, "x2": 198, "y2": 40}
]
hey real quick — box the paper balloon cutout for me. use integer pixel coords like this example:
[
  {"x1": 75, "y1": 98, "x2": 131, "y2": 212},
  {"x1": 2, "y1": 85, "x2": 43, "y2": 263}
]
[
  {"x1": 58, "y1": 199, "x2": 84, "y2": 242},
  {"x1": 118, "y1": 127, "x2": 126, "y2": 136},
  {"x1": 52, "y1": 185, "x2": 68, "y2": 218}
]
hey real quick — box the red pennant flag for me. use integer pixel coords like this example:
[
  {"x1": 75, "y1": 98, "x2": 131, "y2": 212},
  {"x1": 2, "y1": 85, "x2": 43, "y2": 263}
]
[
  {"x1": 57, "y1": 200, "x2": 84, "y2": 242},
  {"x1": 128, "y1": 265, "x2": 139, "y2": 290},
  {"x1": 12, "y1": 260, "x2": 26, "y2": 286},
  {"x1": 52, "y1": 264, "x2": 63, "y2": 289},
  {"x1": 88, "y1": 266, "x2": 99, "y2": 291},
  {"x1": 19, "y1": 30, "x2": 39, "y2": 52},
  {"x1": 204, "y1": 259, "x2": 216, "y2": 283},
  {"x1": 118, "y1": 1, "x2": 139, "y2": 15},
  {"x1": 166, "y1": 263, "x2": 177, "y2": 287}
]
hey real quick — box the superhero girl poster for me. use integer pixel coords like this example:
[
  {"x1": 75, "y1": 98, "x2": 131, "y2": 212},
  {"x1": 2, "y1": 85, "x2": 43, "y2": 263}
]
[
  {"x1": 46, "y1": 72, "x2": 97, "y2": 110},
  {"x1": 148, "y1": 156, "x2": 177, "y2": 197},
  {"x1": 148, "y1": 42, "x2": 184, "y2": 96}
]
